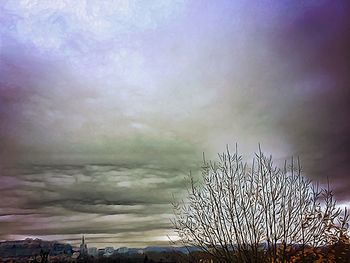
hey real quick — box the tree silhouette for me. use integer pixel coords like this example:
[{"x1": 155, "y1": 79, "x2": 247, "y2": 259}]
[
  {"x1": 172, "y1": 145, "x2": 349, "y2": 263},
  {"x1": 39, "y1": 249, "x2": 50, "y2": 263}
]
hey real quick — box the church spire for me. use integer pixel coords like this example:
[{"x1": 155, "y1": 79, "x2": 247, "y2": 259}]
[{"x1": 80, "y1": 235, "x2": 88, "y2": 256}]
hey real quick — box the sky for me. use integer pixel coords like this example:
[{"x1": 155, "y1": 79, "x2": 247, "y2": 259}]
[{"x1": 0, "y1": 0, "x2": 350, "y2": 248}]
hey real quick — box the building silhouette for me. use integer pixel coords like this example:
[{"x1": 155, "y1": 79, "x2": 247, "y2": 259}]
[{"x1": 79, "y1": 235, "x2": 88, "y2": 256}]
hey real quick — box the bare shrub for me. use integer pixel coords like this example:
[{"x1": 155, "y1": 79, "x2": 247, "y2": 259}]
[{"x1": 172, "y1": 145, "x2": 349, "y2": 263}]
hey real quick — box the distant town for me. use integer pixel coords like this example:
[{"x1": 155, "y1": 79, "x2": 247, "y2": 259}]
[{"x1": 0, "y1": 237, "x2": 202, "y2": 263}]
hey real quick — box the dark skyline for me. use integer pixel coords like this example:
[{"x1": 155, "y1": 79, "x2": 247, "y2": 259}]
[{"x1": 0, "y1": 0, "x2": 349, "y2": 247}]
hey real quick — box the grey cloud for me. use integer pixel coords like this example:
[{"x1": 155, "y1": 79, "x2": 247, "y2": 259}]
[
  {"x1": 266, "y1": 1, "x2": 350, "y2": 201},
  {"x1": 1, "y1": 0, "x2": 350, "y2": 247},
  {"x1": 0, "y1": 163, "x2": 186, "y2": 245}
]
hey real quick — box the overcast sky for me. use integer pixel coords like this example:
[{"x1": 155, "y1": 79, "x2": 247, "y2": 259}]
[{"x1": 1, "y1": 0, "x2": 349, "y2": 247}]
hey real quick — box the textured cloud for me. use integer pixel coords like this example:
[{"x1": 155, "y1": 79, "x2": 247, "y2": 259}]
[
  {"x1": 0, "y1": 164, "x2": 184, "y2": 246},
  {"x1": 0, "y1": 0, "x2": 349, "y2": 247}
]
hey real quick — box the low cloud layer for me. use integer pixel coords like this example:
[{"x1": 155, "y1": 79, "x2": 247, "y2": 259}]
[{"x1": 0, "y1": 164, "x2": 185, "y2": 247}]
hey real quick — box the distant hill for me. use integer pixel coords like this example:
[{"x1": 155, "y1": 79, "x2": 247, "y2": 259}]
[
  {"x1": 0, "y1": 238, "x2": 73, "y2": 258},
  {"x1": 143, "y1": 246, "x2": 201, "y2": 254}
]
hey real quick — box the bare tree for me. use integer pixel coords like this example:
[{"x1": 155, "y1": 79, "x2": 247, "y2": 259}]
[{"x1": 172, "y1": 145, "x2": 349, "y2": 263}]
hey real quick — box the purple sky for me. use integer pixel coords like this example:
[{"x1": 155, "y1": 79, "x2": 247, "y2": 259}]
[{"x1": 0, "y1": 0, "x2": 349, "y2": 247}]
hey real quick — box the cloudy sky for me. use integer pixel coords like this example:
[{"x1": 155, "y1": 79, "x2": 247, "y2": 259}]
[{"x1": 0, "y1": 0, "x2": 349, "y2": 247}]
